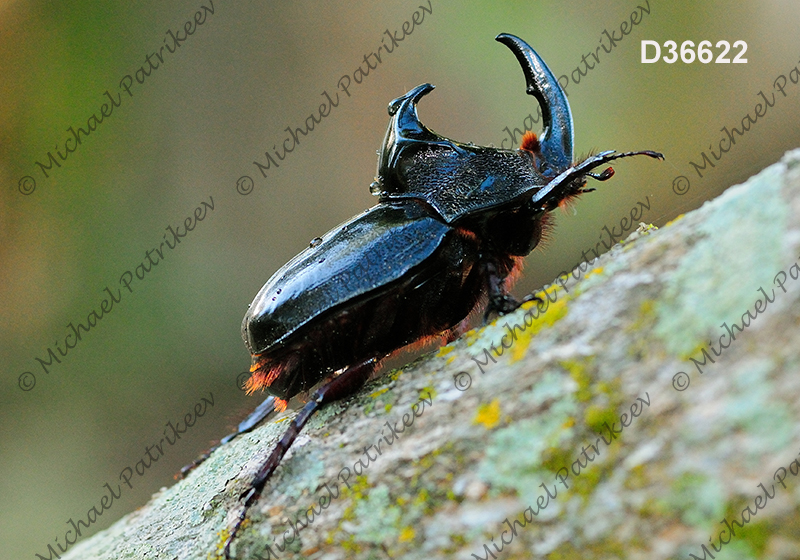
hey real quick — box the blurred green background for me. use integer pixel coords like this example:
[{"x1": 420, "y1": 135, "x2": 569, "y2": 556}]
[{"x1": 2, "y1": 1, "x2": 799, "y2": 558}]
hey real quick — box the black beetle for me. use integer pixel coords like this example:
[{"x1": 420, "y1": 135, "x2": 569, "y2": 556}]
[{"x1": 218, "y1": 34, "x2": 662, "y2": 555}]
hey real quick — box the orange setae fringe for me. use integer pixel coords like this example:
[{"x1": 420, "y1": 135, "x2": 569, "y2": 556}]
[{"x1": 245, "y1": 355, "x2": 283, "y2": 394}]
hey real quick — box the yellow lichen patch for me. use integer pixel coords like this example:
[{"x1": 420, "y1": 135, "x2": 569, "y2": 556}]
[
  {"x1": 389, "y1": 369, "x2": 404, "y2": 381},
  {"x1": 340, "y1": 535, "x2": 361, "y2": 554},
  {"x1": 336, "y1": 475, "x2": 371, "y2": 532},
  {"x1": 384, "y1": 403, "x2": 393, "y2": 413},
  {"x1": 399, "y1": 526, "x2": 415, "y2": 542},
  {"x1": 584, "y1": 404, "x2": 618, "y2": 433},
  {"x1": 473, "y1": 399, "x2": 502, "y2": 428},
  {"x1": 585, "y1": 266, "x2": 604, "y2": 279},
  {"x1": 369, "y1": 387, "x2": 390, "y2": 399},
  {"x1": 212, "y1": 528, "x2": 230, "y2": 559},
  {"x1": 680, "y1": 341, "x2": 711, "y2": 361},
  {"x1": 596, "y1": 379, "x2": 621, "y2": 396},
  {"x1": 627, "y1": 299, "x2": 657, "y2": 334},
  {"x1": 464, "y1": 328, "x2": 483, "y2": 346},
  {"x1": 445, "y1": 355, "x2": 456, "y2": 365},
  {"x1": 521, "y1": 293, "x2": 544, "y2": 310},
  {"x1": 419, "y1": 386, "x2": 437, "y2": 401},
  {"x1": 414, "y1": 488, "x2": 431, "y2": 506},
  {"x1": 665, "y1": 213, "x2": 685, "y2": 227},
  {"x1": 560, "y1": 359, "x2": 593, "y2": 402},
  {"x1": 541, "y1": 446, "x2": 574, "y2": 473},
  {"x1": 509, "y1": 297, "x2": 569, "y2": 363},
  {"x1": 437, "y1": 345, "x2": 455, "y2": 357}
]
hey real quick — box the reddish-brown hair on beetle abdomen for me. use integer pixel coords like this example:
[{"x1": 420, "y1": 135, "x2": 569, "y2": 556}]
[{"x1": 246, "y1": 356, "x2": 290, "y2": 411}]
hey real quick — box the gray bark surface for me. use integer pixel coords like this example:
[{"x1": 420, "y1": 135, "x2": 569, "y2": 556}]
[{"x1": 62, "y1": 149, "x2": 800, "y2": 560}]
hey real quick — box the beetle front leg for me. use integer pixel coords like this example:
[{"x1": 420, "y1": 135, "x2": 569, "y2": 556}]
[
  {"x1": 222, "y1": 357, "x2": 379, "y2": 558},
  {"x1": 483, "y1": 262, "x2": 540, "y2": 323}
]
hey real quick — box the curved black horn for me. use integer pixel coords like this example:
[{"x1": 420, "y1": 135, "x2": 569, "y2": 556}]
[
  {"x1": 496, "y1": 33, "x2": 574, "y2": 172},
  {"x1": 376, "y1": 83, "x2": 465, "y2": 194},
  {"x1": 380, "y1": 83, "x2": 435, "y2": 172}
]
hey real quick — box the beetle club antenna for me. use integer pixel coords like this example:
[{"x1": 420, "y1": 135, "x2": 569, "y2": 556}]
[{"x1": 531, "y1": 150, "x2": 664, "y2": 208}]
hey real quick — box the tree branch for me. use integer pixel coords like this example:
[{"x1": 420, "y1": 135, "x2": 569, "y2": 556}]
[{"x1": 63, "y1": 148, "x2": 800, "y2": 560}]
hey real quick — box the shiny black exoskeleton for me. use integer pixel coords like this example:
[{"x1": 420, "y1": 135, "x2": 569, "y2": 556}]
[{"x1": 217, "y1": 34, "x2": 662, "y2": 556}]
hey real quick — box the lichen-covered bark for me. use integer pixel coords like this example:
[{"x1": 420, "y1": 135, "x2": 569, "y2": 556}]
[{"x1": 62, "y1": 149, "x2": 800, "y2": 560}]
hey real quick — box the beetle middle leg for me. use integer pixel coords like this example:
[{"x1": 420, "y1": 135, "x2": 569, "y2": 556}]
[
  {"x1": 222, "y1": 356, "x2": 379, "y2": 558},
  {"x1": 483, "y1": 261, "x2": 541, "y2": 322}
]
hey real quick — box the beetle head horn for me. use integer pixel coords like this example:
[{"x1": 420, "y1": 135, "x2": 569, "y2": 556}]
[{"x1": 496, "y1": 33, "x2": 574, "y2": 174}]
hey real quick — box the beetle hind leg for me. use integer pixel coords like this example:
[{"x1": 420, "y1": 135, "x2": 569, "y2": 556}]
[{"x1": 222, "y1": 357, "x2": 379, "y2": 558}]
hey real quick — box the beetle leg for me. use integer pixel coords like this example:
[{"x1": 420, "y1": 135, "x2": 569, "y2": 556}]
[
  {"x1": 222, "y1": 357, "x2": 379, "y2": 558},
  {"x1": 180, "y1": 396, "x2": 279, "y2": 478},
  {"x1": 483, "y1": 262, "x2": 542, "y2": 322}
]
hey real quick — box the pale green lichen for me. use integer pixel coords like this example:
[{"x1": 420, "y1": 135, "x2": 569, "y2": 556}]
[
  {"x1": 654, "y1": 164, "x2": 788, "y2": 356},
  {"x1": 657, "y1": 471, "x2": 726, "y2": 527},
  {"x1": 723, "y1": 358, "x2": 792, "y2": 454},
  {"x1": 478, "y1": 392, "x2": 578, "y2": 504},
  {"x1": 350, "y1": 485, "x2": 404, "y2": 545}
]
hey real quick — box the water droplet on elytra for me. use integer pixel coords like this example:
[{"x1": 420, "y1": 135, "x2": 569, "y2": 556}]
[
  {"x1": 369, "y1": 179, "x2": 383, "y2": 195},
  {"x1": 309, "y1": 237, "x2": 322, "y2": 248}
]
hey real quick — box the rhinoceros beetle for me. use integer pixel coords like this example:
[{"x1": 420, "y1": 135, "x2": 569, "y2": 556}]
[{"x1": 216, "y1": 33, "x2": 662, "y2": 556}]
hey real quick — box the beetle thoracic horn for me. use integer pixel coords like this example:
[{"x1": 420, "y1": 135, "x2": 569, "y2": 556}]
[
  {"x1": 376, "y1": 82, "x2": 465, "y2": 195},
  {"x1": 378, "y1": 83, "x2": 436, "y2": 184},
  {"x1": 496, "y1": 33, "x2": 574, "y2": 173}
]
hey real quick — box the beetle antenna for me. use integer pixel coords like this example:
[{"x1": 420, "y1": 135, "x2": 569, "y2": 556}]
[
  {"x1": 530, "y1": 150, "x2": 664, "y2": 206},
  {"x1": 586, "y1": 167, "x2": 614, "y2": 181}
]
